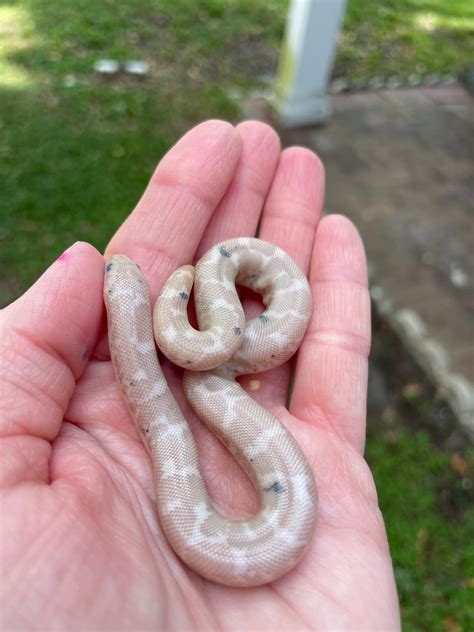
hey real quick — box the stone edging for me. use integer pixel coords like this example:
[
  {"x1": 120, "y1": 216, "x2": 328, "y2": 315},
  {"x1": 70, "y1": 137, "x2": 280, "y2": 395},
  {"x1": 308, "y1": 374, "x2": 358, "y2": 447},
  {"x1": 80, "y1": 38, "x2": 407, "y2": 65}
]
[
  {"x1": 329, "y1": 74, "x2": 459, "y2": 94},
  {"x1": 370, "y1": 283, "x2": 474, "y2": 441}
]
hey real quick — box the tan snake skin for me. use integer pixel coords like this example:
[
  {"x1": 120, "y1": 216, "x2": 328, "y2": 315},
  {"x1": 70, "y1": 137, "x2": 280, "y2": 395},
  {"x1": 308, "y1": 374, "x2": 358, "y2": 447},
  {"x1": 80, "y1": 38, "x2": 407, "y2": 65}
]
[{"x1": 104, "y1": 238, "x2": 317, "y2": 587}]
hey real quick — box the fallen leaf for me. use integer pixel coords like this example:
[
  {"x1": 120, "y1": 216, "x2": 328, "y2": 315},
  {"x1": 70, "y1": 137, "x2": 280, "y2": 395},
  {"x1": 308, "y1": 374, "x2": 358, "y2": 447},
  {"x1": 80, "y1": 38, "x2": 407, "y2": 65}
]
[{"x1": 450, "y1": 453, "x2": 470, "y2": 477}]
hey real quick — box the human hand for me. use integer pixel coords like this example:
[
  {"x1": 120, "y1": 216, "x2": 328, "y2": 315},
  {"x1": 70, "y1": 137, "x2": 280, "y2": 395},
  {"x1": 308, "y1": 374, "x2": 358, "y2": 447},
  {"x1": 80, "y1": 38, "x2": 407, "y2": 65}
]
[{"x1": 0, "y1": 120, "x2": 400, "y2": 631}]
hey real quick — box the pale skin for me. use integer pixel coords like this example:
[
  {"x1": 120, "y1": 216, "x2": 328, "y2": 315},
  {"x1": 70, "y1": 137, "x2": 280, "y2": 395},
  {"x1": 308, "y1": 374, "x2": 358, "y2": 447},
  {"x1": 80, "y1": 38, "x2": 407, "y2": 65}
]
[{"x1": 0, "y1": 120, "x2": 400, "y2": 631}]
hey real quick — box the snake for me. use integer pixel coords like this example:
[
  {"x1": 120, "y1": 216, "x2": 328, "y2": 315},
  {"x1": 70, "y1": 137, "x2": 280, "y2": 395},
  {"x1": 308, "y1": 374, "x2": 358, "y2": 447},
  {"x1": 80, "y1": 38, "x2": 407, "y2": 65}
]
[{"x1": 103, "y1": 237, "x2": 317, "y2": 587}]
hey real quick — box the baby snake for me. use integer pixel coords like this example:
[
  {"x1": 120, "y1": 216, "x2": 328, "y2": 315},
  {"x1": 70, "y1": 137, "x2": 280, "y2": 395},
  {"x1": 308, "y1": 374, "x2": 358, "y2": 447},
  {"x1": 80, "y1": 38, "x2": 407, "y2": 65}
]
[{"x1": 104, "y1": 237, "x2": 317, "y2": 587}]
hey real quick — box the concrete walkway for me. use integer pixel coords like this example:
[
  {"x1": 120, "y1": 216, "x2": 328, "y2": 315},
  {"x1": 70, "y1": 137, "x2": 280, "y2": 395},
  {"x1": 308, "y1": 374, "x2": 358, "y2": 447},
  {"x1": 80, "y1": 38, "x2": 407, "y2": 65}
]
[{"x1": 245, "y1": 84, "x2": 474, "y2": 437}]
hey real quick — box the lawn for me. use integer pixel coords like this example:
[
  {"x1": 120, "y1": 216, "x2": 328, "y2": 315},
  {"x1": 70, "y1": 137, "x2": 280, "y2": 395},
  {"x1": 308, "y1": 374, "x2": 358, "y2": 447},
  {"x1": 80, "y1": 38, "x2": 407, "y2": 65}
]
[
  {"x1": 338, "y1": 0, "x2": 474, "y2": 79},
  {"x1": 1, "y1": 1, "x2": 473, "y2": 629},
  {"x1": 366, "y1": 427, "x2": 474, "y2": 631},
  {"x1": 368, "y1": 314, "x2": 474, "y2": 632}
]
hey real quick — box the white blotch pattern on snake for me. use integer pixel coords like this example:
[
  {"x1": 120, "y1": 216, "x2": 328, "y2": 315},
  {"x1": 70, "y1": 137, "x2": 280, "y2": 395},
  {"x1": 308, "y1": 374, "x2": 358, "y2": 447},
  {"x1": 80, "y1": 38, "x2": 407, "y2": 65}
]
[{"x1": 104, "y1": 237, "x2": 317, "y2": 587}]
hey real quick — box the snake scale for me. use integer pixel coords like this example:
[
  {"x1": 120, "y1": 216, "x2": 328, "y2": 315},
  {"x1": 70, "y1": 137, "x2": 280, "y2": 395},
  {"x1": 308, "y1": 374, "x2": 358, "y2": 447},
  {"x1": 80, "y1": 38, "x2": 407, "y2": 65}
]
[{"x1": 104, "y1": 237, "x2": 317, "y2": 587}]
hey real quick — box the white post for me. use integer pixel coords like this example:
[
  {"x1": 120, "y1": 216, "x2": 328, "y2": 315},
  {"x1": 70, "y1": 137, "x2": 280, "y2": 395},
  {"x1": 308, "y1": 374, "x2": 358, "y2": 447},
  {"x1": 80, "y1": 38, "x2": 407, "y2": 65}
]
[{"x1": 275, "y1": 0, "x2": 347, "y2": 127}]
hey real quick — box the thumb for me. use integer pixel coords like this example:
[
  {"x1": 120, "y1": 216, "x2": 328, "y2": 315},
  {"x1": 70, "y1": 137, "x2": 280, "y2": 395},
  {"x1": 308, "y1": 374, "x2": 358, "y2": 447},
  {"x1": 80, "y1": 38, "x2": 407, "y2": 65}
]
[{"x1": 0, "y1": 242, "x2": 104, "y2": 488}]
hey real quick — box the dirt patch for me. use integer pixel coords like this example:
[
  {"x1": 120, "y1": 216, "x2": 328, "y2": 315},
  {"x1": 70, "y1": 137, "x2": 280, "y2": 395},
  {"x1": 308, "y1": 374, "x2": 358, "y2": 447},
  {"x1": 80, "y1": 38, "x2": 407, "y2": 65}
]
[{"x1": 368, "y1": 308, "x2": 469, "y2": 450}]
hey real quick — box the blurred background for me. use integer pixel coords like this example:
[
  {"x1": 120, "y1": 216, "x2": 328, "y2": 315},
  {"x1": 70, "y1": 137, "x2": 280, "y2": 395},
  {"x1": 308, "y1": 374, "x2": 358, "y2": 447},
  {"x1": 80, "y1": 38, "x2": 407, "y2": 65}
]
[{"x1": 0, "y1": 1, "x2": 473, "y2": 628}]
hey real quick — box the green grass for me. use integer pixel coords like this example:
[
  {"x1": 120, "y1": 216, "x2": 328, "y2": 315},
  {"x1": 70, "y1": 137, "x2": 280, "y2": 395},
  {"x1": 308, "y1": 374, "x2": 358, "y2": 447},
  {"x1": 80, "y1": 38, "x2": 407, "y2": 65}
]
[
  {"x1": 337, "y1": 0, "x2": 474, "y2": 79},
  {"x1": 0, "y1": 0, "x2": 285, "y2": 303},
  {"x1": 366, "y1": 427, "x2": 474, "y2": 631}
]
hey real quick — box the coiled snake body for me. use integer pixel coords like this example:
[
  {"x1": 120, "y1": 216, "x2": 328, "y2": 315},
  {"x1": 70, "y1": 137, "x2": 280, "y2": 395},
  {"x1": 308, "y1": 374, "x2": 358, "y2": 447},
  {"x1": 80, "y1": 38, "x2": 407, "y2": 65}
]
[{"x1": 104, "y1": 238, "x2": 317, "y2": 587}]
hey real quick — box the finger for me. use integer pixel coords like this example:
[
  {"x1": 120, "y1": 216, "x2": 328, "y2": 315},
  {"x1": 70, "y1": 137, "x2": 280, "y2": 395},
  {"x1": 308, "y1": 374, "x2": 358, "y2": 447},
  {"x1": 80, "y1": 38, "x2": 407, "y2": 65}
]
[
  {"x1": 250, "y1": 147, "x2": 325, "y2": 408},
  {"x1": 196, "y1": 121, "x2": 280, "y2": 256},
  {"x1": 290, "y1": 215, "x2": 371, "y2": 454},
  {"x1": 259, "y1": 147, "x2": 325, "y2": 272},
  {"x1": 0, "y1": 242, "x2": 104, "y2": 487},
  {"x1": 106, "y1": 120, "x2": 242, "y2": 296},
  {"x1": 181, "y1": 122, "x2": 279, "y2": 345}
]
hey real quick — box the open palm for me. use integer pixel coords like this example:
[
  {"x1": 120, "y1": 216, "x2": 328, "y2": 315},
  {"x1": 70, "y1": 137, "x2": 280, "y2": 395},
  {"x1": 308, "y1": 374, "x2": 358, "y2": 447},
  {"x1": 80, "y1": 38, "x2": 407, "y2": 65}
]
[{"x1": 0, "y1": 120, "x2": 400, "y2": 631}]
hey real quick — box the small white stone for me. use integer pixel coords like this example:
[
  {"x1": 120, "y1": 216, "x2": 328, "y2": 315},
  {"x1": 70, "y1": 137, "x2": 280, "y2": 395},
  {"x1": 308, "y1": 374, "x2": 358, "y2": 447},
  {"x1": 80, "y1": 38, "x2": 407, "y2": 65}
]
[
  {"x1": 94, "y1": 59, "x2": 120, "y2": 74},
  {"x1": 124, "y1": 60, "x2": 149, "y2": 75}
]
